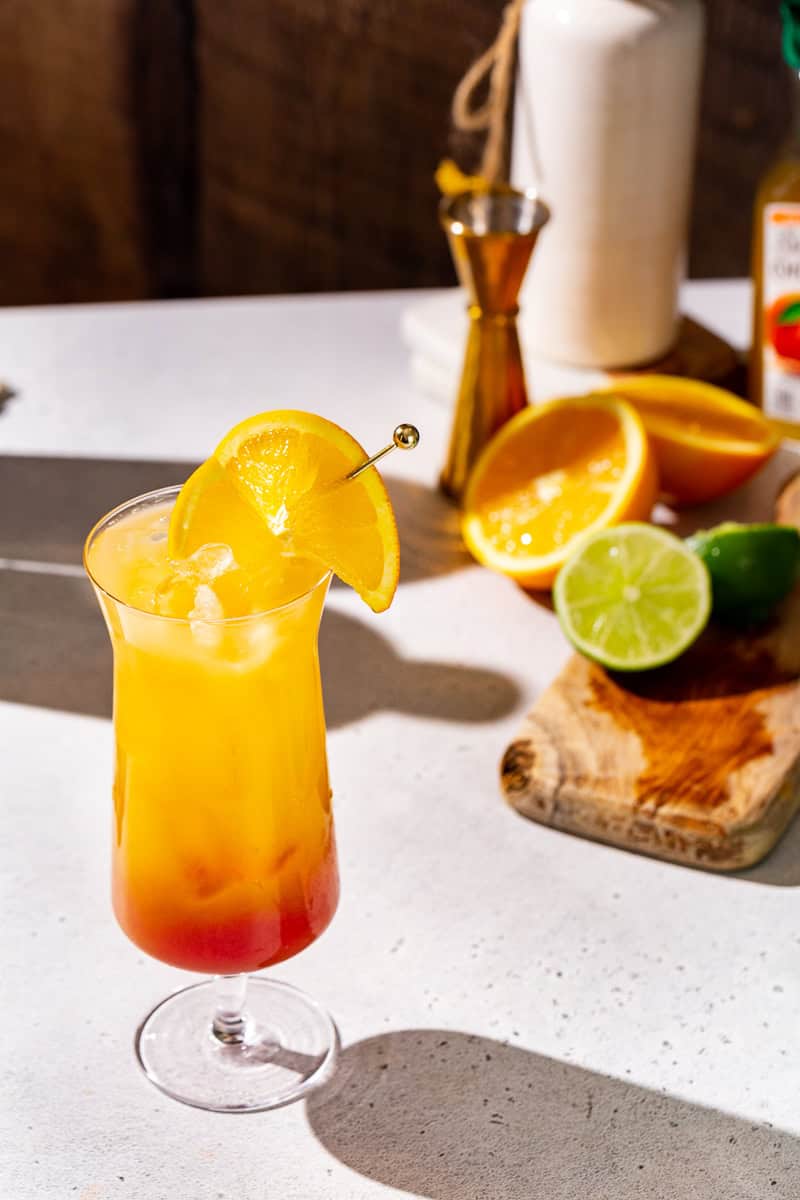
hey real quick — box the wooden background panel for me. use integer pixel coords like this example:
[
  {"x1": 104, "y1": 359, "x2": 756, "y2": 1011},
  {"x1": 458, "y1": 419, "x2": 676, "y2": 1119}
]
[
  {"x1": 195, "y1": 0, "x2": 504, "y2": 297},
  {"x1": 130, "y1": 0, "x2": 197, "y2": 298},
  {"x1": 0, "y1": 0, "x2": 147, "y2": 304},
  {"x1": 0, "y1": 0, "x2": 791, "y2": 304},
  {"x1": 690, "y1": 0, "x2": 791, "y2": 279},
  {"x1": 196, "y1": 0, "x2": 791, "y2": 295}
]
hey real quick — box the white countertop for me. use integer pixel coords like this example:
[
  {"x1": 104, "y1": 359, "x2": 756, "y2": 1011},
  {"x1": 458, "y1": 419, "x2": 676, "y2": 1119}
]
[{"x1": 2, "y1": 282, "x2": 799, "y2": 1199}]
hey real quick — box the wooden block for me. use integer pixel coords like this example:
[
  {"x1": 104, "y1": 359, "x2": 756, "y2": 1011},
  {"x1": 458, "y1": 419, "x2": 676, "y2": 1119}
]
[{"x1": 609, "y1": 317, "x2": 741, "y2": 391}]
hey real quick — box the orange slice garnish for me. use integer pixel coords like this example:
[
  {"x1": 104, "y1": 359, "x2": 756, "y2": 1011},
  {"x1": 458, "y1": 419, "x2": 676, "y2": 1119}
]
[{"x1": 170, "y1": 411, "x2": 400, "y2": 612}]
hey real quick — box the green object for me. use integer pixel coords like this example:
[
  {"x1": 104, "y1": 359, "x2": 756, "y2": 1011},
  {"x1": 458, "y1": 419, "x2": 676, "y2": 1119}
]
[
  {"x1": 686, "y1": 522, "x2": 800, "y2": 623},
  {"x1": 778, "y1": 299, "x2": 800, "y2": 325},
  {"x1": 553, "y1": 523, "x2": 712, "y2": 673},
  {"x1": 782, "y1": 1, "x2": 800, "y2": 70}
]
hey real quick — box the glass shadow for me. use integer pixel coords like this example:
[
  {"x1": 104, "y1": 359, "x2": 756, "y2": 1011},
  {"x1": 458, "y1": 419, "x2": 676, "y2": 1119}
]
[
  {"x1": 308, "y1": 1028, "x2": 799, "y2": 1199},
  {"x1": 0, "y1": 454, "x2": 194, "y2": 717}
]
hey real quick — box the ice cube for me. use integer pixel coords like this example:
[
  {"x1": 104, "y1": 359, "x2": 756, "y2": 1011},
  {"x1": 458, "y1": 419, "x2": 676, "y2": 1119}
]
[
  {"x1": 190, "y1": 583, "x2": 224, "y2": 622},
  {"x1": 149, "y1": 511, "x2": 170, "y2": 543},
  {"x1": 189, "y1": 583, "x2": 224, "y2": 647},
  {"x1": 154, "y1": 543, "x2": 238, "y2": 618},
  {"x1": 187, "y1": 543, "x2": 235, "y2": 580}
]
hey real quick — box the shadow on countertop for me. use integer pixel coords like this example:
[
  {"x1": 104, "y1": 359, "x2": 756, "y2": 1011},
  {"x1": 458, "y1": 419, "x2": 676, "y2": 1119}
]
[
  {"x1": 320, "y1": 608, "x2": 519, "y2": 729},
  {"x1": 385, "y1": 474, "x2": 472, "y2": 586},
  {"x1": 307, "y1": 1028, "x2": 799, "y2": 1199},
  {"x1": 0, "y1": 453, "x2": 195, "y2": 564},
  {"x1": 0, "y1": 456, "x2": 514, "y2": 729},
  {"x1": 734, "y1": 816, "x2": 800, "y2": 888},
  {"x1": 0, "y1": 454, "x2": 194, "y2": 720}
]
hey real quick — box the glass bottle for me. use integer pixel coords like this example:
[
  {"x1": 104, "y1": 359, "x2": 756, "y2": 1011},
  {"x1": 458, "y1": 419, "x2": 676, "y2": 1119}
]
[
  {"x1": 511, "y1": 0, "x2": 704, "y2": 368},
  {"x1": 751, "y1": 6, "x2": 800, "y2": 437}
]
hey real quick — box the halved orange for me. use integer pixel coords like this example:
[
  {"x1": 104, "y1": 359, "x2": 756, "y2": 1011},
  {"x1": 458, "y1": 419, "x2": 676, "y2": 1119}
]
[
  {"x1": 599, "y1": 375, "x2": 779, "y2": 505},
  {"x1": 462, "y1": 395, "x2": 658, "y2": 589},
  {"x1": 169, "y1": 411, "x2": 400, "y2": 612}
]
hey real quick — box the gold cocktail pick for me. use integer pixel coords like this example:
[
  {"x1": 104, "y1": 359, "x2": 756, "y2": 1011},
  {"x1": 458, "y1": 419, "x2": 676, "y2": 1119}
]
[{"x1": 346, "y1": 424, "x2": 420, "y2": 480}]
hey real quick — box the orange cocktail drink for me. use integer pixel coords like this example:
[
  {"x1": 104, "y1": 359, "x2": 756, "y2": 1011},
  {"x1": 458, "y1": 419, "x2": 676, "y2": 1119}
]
[{"x1": 86, "y1": 488, "x2": 338, "y2": 976}]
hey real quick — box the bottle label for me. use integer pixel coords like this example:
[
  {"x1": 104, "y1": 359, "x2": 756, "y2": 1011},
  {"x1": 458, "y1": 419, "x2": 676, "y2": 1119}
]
[{"x1": 762, "y1": 203, "x2": 800, "y2": 421}]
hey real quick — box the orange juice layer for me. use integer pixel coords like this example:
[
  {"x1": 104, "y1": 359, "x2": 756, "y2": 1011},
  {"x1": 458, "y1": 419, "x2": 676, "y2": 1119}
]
[{"x1": 88, "y1": 501, "x2": 338, "y2": 974}]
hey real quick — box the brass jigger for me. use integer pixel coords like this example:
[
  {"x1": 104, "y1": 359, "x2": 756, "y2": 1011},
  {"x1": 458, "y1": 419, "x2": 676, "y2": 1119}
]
[
  {"x1": 346, "y1": 423, "x2": 420, "y2": 480},
  {"x1": 439, "y1": 187, "x2": 549, "y2": 502}
]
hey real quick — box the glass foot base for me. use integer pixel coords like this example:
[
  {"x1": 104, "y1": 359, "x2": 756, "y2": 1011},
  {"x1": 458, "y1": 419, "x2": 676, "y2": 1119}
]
[{"x1": 135, "y1": 977, "x2": 338, "y2": 1112}]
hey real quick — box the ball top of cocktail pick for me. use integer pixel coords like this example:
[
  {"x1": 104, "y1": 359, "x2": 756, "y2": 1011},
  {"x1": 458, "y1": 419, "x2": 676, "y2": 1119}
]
[{"x1": 393, "y1": 424, "x2": 420, "y2": 451}]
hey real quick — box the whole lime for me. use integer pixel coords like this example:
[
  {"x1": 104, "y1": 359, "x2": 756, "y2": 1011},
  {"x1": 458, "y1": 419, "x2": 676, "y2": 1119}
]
[{"x1": 686, "y1": 522, "x2": 800, "y2": 623}]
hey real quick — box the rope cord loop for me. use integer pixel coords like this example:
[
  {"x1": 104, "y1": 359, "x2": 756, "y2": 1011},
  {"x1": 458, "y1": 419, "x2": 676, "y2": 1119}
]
[{"x1": 451, "y1": 0, "x2": 525, "y2": 183}]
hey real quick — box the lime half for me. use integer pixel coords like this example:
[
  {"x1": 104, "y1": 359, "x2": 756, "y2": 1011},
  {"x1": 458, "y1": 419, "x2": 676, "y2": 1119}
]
[
  {"x1": 554, "y1": 523, "x2": 712, "y2": 672},
  {"x1": 686, "y1": 522, "x2": 800, "y2": 623}
]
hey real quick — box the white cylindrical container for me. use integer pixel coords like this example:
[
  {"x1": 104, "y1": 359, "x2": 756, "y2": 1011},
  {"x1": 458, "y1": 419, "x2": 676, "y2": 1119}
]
[{"x1": 511, "y1": 0, "x2": 705, "y2": 368}]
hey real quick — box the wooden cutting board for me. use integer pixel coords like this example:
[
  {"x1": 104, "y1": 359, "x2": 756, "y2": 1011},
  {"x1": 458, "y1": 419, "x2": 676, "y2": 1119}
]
[{"x1": 502, "y1": 485, "x2": 800, "y2": 872}]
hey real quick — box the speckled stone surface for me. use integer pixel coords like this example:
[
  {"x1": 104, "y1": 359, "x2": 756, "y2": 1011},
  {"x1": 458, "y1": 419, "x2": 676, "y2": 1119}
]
[{"x1": 2, "y1": 284, "x2": 800, "y2": 1198}]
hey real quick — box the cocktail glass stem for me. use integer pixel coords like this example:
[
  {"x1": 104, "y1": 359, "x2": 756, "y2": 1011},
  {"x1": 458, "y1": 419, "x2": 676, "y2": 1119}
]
[{"x1": 212, "y1": 974, "x2": 248, "y2": 1045}]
